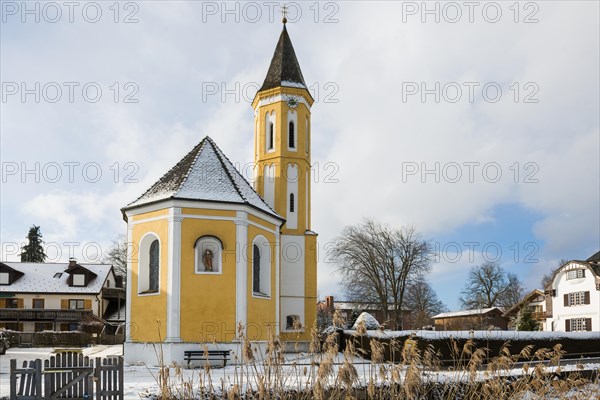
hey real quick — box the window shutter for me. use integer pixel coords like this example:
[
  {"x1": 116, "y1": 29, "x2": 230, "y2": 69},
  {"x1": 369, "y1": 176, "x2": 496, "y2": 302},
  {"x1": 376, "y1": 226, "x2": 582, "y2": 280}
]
[
  {"x1": 585, "y1": 318, "x2": 592, "y2": 331},
  {"x1": 61, "y1": 299, "x2": 68, "y2": 309},
  {"x1": 563, "y1": 294, "x2": 569, "y2": 306},
  {"x1": 584, "y1": 291, "x2": 590, "y2": 304},
  {"x1": 565, "y1": 319, "x2": 571, "y2": 332},
  {"x1": 0, "y1": 299, "x2": 4, "y2": 308},
  {"x1": 17, "y1": 298, "x2": 24, "y2": 308},
  {"x1": 84, "y1": 299, "x2": 92, "y2": 310}
]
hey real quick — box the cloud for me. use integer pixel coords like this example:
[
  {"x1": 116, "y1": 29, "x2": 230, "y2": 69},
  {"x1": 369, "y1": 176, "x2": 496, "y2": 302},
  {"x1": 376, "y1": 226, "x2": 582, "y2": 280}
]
[{"x1": 1, "y1": 2, "x2": 598, "y2": 308}]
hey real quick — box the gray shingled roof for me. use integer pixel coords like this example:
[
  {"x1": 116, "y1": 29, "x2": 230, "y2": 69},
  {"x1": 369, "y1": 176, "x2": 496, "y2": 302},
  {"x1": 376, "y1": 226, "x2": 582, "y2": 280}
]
[
  {"x1": 259, "y1": 25, "x2": 307, "y2": 92},
  {"x1": 123, "y1": 137, "x2": 282, "y2": 220},
  {"x1": 586, "y1": 250, "x2": 600, "y2": 262}
]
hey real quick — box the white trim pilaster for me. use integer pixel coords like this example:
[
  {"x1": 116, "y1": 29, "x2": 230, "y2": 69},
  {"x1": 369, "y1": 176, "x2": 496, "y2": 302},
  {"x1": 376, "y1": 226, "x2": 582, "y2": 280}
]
[
  {"x1": 166, "y1": 207, "x2": 183, "y2": 342},
  {"x1": 125, "y1": 223, "x2": 134, "y2": 342},
  {"x1": 275, "y1": 224, "x2": 280, "y2": 334},
  {"x1": 235, "y1": 211, "x2": 249, "y2": 332}
]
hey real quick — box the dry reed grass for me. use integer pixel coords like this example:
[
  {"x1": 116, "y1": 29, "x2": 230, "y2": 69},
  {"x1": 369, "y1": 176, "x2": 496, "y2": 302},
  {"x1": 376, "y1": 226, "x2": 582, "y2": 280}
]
[{"x1": 147, "y1": 322, "x2": 600, "y2": 400}]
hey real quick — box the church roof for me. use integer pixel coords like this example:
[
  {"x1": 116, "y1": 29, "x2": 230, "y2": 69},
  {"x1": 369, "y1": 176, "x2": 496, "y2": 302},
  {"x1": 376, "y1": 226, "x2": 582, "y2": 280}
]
[
  {"x1": 259, "y1": 25, "x2": 307, "y2": 92},
  {"x1": 123, "y1": 137, "x2": 282, "y2": 221}
]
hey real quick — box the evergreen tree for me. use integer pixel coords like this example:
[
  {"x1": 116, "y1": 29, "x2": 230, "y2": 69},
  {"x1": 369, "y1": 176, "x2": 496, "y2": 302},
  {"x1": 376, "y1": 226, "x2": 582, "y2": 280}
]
[
  {"x1": 20, "y1": 225, "x2": 47, "y2": 262},
  {"x1": 514, "y1": 307, "x2": 539, "y2": 331}
]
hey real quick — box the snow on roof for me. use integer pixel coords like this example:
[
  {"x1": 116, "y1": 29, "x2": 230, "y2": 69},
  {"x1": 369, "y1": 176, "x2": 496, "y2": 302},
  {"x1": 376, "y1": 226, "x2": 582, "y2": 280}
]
[
  {"x1": 0, "y1": 262, "x2": 112, "y2": 294},
  {"x1": 351, "y1": 329, "x2": 600, "y2": 341},
  {"x1": 432, "y1": 307, "x2": 502, "y2": 319},
  {"x1": 123, "y1": 137, "x2": 282, "y2": 221}
]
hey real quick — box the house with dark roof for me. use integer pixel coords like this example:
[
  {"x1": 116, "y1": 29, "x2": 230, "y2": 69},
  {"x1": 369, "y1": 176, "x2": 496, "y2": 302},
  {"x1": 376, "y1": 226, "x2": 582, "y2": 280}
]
[
  {"x1": 503, "y1": 289, "x2": 546, "y2": 330},
  {"x1": 318, "y1": 296, "x2": 415, "y2": 330},
  {"x1": 544, "y1": 251, "x2": 600, "y2": 332},
  {"x1": 0, "y1": 259, "x2": 124, "y2": 333}
]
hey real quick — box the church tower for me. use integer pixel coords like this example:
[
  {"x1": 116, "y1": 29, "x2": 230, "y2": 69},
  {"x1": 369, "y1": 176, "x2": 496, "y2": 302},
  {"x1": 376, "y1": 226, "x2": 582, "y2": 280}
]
[{"x1": 252, "y1": 22, "x2": 317, "y2": 338}]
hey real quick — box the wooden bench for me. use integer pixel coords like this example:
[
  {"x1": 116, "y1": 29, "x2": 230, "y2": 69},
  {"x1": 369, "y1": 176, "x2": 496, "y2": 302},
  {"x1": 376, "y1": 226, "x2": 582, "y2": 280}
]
[{"x1": 184, "y1": 350, "x2": 230, "y2": 368}]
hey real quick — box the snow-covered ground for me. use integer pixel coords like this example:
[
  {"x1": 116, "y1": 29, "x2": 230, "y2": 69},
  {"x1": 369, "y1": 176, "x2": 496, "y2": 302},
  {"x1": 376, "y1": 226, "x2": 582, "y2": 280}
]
[{"x1": 1, "y1": 345, "x2": 599, "y2": 399}]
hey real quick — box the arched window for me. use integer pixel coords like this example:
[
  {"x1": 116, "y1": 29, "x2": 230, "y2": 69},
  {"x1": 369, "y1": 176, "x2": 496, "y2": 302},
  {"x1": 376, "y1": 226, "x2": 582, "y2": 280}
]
[
  {"x1": 289, "y1": 193, "x2": 295, "y2": 212},
  {"x1": 138, "y1": 233, "x2": 160, "y2": 295},
  {"x1": 253, "y1": 244, "x2": 261, "y2": 293},
  {"x1": 149, "y1": 240, "x2": 159, "y2": 292},
  {"x1": 288, "y1": 121, "x2": 295, "y2": 148},
  {"x1": 195, "y1": 236, "x2": 223, "y2": 274},
  {"x1": 268, "y1": 122, "x2": 274, "y2": 150},
  {"x1": 252, "y1": 236, "x2": 271, "y2": 297}
]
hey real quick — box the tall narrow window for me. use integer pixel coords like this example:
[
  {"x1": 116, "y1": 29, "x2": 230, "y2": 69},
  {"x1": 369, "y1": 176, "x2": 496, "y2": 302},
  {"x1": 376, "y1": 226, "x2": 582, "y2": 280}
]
[
  {"x1": 288, "y1": 121, "x2": 295, "y2": 148},
  {"x1": 268, "y1": 122, "x2": 274, "y2": 150},
  {"x1": 149, "y1": 240, "x2": 159, "y2": 292},
  {"x1": 290, "y1": 193, "x2": 295, "y2": 212},
  {"x1": 253, "y1": 244, "x2": 261, "y2": 293}
]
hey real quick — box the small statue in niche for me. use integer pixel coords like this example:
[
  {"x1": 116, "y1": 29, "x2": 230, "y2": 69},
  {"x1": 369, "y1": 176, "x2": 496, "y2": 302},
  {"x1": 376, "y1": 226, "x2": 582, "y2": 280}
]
[{"x1": 202, "y1": 249, "x2": 214, "y2": 272}]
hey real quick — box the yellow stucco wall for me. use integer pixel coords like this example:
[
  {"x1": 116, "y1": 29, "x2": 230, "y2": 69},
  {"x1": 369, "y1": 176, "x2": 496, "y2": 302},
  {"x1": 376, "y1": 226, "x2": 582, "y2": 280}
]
[
  {"x1": 129, "y1": 214, "x2": 169, "y2": 342},
  {"x1": 246, "y1": 224, "x2": 277, "y2": 340},
  {"x1": 130, "y1": 208, "x2": 169, "y2": 222},
  {"x1": 179, "y1": 216, "x2": 237, "y2": 342},
  {"x1": 253, "y1": 87, "x2": 313, "y2": 236}
]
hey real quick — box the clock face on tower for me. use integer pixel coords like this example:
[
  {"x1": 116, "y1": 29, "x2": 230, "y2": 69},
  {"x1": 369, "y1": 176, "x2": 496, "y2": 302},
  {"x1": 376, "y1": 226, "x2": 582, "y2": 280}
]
[{"x1": 286, "y1": 96, "x2": 299, "y2": 109}]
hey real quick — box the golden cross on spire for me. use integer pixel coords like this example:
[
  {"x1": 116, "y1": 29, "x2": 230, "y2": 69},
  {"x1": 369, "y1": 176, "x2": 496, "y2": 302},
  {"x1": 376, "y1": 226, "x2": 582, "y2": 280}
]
[{"x1": 281, "y1": 4, "x2": 288, "y2": 24}]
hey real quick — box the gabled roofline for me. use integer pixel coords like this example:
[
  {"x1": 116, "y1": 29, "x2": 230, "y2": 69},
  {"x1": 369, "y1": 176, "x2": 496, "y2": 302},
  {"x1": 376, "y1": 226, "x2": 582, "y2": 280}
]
[
  {"x1": 545, "y1": 259, "x2": 600, "y2": 290},
  {"x1": 502, "y1": 289, "x2": 544, "y2": 317}
]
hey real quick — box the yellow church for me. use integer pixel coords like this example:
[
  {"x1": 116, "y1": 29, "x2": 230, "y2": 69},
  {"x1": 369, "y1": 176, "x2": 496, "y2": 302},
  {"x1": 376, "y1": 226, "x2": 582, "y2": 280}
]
[{"x1": 121, "y1": 23, "x2": 317, "y2": 364}]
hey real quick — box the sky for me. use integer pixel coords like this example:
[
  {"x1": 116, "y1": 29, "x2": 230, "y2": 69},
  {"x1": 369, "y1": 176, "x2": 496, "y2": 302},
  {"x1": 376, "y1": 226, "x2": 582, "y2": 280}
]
[{"x1": 1, "y1": 1, "x2": 599, "y2": 310}]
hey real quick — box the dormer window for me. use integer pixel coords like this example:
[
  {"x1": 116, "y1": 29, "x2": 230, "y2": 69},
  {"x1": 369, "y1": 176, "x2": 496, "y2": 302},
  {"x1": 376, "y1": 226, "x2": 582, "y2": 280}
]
[
  {"x1": 0, "y1": 272, "x2": 8, "y2": 285},
  {"x1": 567, "y1": 269, "x2": 585, "y2": 280},
  {"x1": 72, "y1": 274, "x2": 86, "y2": 286}
]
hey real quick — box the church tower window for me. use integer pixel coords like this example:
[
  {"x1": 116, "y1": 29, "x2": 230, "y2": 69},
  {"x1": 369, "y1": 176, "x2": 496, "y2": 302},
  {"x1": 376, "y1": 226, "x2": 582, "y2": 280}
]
[
  {"x1": 290, "y1": 193, "x2": 295, "y2": 212},
  {"x1": 288, "y1": 121, "x2": 295, "y2": 149}
]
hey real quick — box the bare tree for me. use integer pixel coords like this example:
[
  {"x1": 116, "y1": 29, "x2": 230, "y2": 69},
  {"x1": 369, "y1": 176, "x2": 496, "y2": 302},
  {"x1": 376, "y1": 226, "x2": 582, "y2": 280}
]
[
  {"x1": 541, "y1": 259, "x2": 569, "y2": 289},
  {"x1": 459, "y1": 261, "x2": 524, "y2": 310},
  {"x1": 405, "y1": 277, "x2": 448, "y2": 328},
  {"x1": 103, "y1": 234, "x2": 127, "y2": 281},
  {"x1": 328, "y1": 219, "x2": 432, "y2": 329}
]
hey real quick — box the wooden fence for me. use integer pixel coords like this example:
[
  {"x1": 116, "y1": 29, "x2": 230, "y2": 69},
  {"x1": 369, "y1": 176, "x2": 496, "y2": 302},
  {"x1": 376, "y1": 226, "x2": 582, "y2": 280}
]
[{"x1": 10, "y1": 352, "x2": 123, "y2": 400}]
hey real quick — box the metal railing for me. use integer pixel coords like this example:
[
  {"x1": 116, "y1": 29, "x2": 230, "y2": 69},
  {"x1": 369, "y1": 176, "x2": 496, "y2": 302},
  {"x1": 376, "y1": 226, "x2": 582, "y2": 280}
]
[{"x1": 0, "y1": 309, "x2": 92, "y2": 321}]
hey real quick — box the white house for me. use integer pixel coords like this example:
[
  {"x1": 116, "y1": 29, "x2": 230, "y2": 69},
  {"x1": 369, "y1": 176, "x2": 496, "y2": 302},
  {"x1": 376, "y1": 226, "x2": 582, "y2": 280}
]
[
  {"x1": 0, "y1": 259, "x2": 125, "y2": 332},
  {"x1": 544, "y1": 251, "x2": 600, "y2": 332}
]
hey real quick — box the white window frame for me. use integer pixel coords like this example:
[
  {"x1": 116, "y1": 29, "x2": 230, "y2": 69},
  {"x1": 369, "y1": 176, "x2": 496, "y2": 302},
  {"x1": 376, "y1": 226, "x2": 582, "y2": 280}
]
[
  {"x1": 287, "y1": 110, "x2": 297, "y2": 151},
  {"x1": 69, "y1": 299, "x2": 85, "y2": 310},
  {"x1": 266, "y1": 111, "x2": 276, "y2": 153},
  {"x1": 72, "y1": 274, "x2": 85, "y2": 286},
  {"x1": 568, "y1": 291, "x2": 586, "y2": 306},
  {"x1": 567, "y1": 269, "x2": 585, "y2": 280},
  {"x1": 251, "y1": 235, "x2": 271, "y2": 298},
  {"x1": 138, "y1": 233, "x2": 161, "y2": 296},
  {"x1": 0, "y1": 272, "x2": 9, "y2": 285},
  {"x1": 194, "y1": 236, "x2": 223, "y2": 275},
  {"x1": 570, "y1": 318, "x2": 587, "y2": 332}
]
